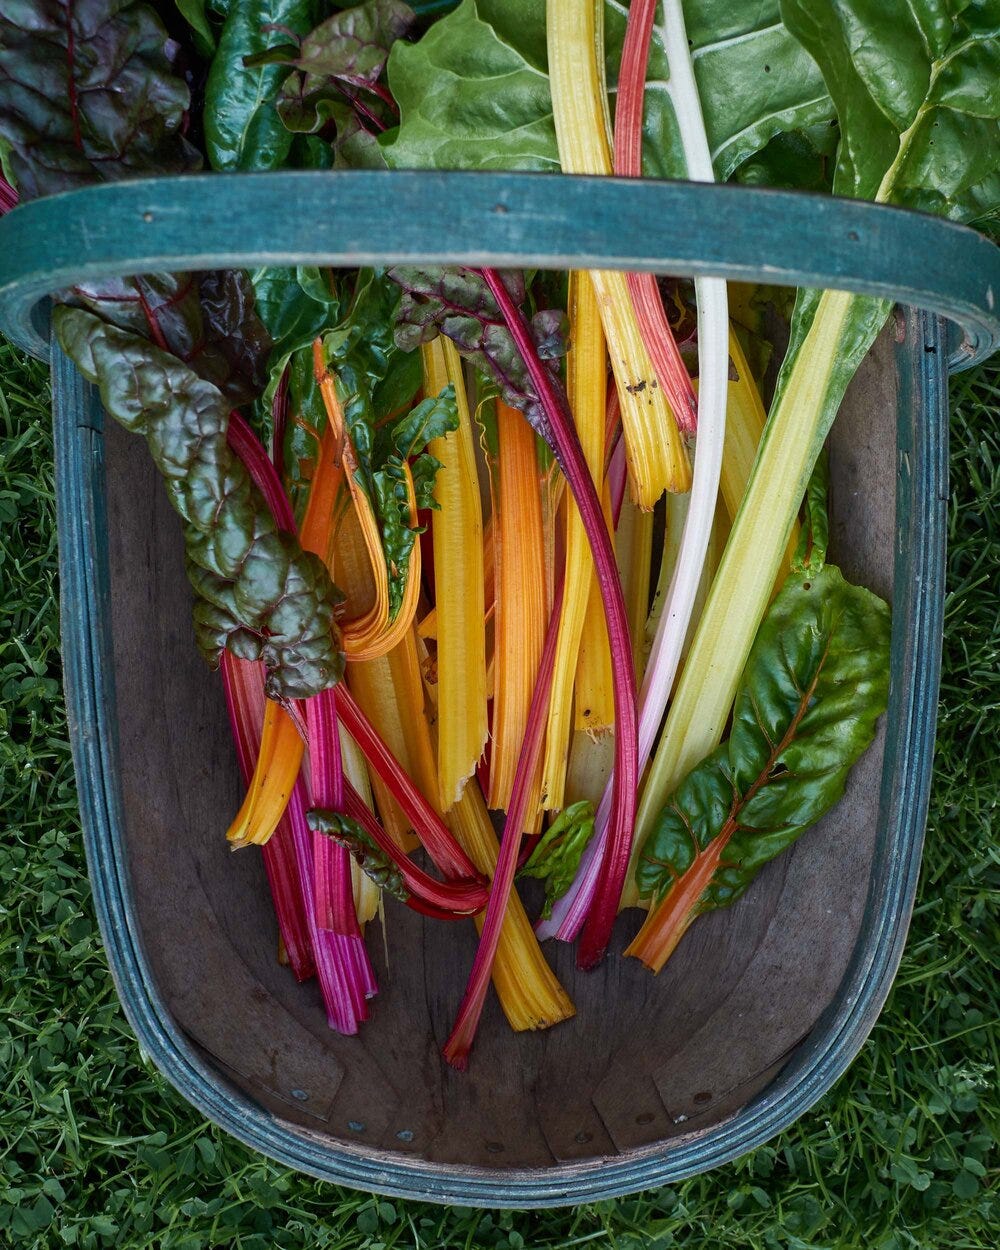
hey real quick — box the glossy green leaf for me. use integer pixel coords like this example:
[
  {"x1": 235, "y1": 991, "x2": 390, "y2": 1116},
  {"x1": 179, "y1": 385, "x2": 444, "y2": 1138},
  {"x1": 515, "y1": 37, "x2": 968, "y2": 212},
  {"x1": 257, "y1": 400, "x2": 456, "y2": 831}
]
[
  {"x1": 204, "y1": 0, "x2": 318, "y2": 170},
  {"x1": 792, "y1": 449, "x2": 829, "y2": 575},
  {"x1": 53, "y1": 306, "x2": 344, "y2": 700},
  {"x1": 175, "y1": 0, "x2": 217, "y2": 56},
  {"x1": 781, "y1": 0, "x2": 1000, "y2": 219},
  {"x1": 252, "y1": 265, "x2": 341, "y2": 410},
  {"x1": 519, "y1": 801, "x2": 596, "y2": 920},
  {"x1": 382, "y1": 0, "x2": 833, "y2": 179},
  {"x1": 0, "y1": 0, "x2": 200, "y2": 200},
  {"x1": 309, "y1": 810, "x2": 409, "y2": 903},
  {"x1": 771, "y1": 0, "x2": 1000, "y2": 514},
  {"x1": 319, "y1": 270, "x2": 452, "y2": 618},
  {"x1": 635, "y1": 565, "x2": 890, "y2": 914}
]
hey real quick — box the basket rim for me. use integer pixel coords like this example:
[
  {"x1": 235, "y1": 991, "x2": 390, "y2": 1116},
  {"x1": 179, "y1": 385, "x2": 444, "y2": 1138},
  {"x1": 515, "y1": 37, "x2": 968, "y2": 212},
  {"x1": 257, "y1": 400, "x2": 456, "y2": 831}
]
[
  {"x1": 51, "y1": 307, "x2": 946, "y2": 1208},
  {"x1": 4, "y1": 170, "x2": 999, "y2": 367}
]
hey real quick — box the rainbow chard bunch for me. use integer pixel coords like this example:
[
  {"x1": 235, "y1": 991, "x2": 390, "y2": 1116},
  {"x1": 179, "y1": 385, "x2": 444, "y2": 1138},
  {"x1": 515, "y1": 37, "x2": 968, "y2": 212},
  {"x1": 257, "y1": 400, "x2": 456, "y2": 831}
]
[{"x1": 1, "y1": 0, "x2": 997, "y2": 1066}]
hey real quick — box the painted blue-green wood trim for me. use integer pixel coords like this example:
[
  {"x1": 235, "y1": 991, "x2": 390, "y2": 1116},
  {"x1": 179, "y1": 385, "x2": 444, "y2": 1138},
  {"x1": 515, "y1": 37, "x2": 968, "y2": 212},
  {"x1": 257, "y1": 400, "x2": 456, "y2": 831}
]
[
  {"x1": 6, "y1": 172, "x2": 1000, "y2": 366},
  {"x1": 51, "y1": 309, "x2": 945, "y2": 1208}
]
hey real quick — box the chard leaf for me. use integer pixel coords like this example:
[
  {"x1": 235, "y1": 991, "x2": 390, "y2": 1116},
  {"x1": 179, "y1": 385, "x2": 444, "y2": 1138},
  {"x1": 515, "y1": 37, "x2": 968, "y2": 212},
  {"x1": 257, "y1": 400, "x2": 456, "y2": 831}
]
[
  {"x1": 792, "y1": 450, "x2": 830, "y2": 576},
  {"x1": 277, "y1": 0, "x2": 416, "y2": 134},
  {"x1": 54, "y1": 306, "x2": 345, "y2": 700},
  {"x1": 634, "y1": 564, "x2": 890, "y2": 926},
  {"x1": 204, "y1": 0, "x2": 319, "y2": 170},
  {"x1": 64, "y1": 270, "x2": 271, "y2": 406},
  {"x1": 309, "y1": 809, "x2": 410, "y2": 902},
  {"x1": 772, "y1": 0, "x2": 1000, "y2": 485},
  {"x1": 520, "y1": 801, "x2": 596, "y2": 920},
  {"x1": 382, "y1": 0, "x2": 833, "y2": 179},
  {"x1": 321, "y1": 269, "x2": 446, "y2": 618},
  {"x1": 0, "y1": 0, "x2": 200, "y2": 200},
  {"x1": 387, "y1": 264, "x2": 568, "y2": 442},
  {"x1": 781, "y1": 0, "x2": 1000, "y2": 222},
  {"x1": 175, "y1": 0, "x2": 217, "y2": 56},
  {"x1": 251, "y1": 265, "x2": 341, "y2": 409}
]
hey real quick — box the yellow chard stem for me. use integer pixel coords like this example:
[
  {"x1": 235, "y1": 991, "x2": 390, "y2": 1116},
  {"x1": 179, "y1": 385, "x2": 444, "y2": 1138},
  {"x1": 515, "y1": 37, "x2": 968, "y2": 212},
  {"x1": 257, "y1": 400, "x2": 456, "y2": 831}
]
[
  {"x1": 547, "y1": 0, "x2": 691, "y2": 508},
  {"x1": 489, "y1": 400, "x2": 547, "y2": 810},
  {"x1": 338, "y1": 726, "x2": 381, "y2": 924},
  {"x1": 541, "y1": 271, "x2": 607, "y2": 809},
  {"x1": 574, "y1": 559, "x2": 615, "y2": 735},
  {"x1": 421, "y1": 338, "x2": 488, "y2": 810},
  {"x1": 617, "y1": 496, "x2": 656, "y2": 680},
  {"x1": 724, "y1": 327, "x2": 799, "y2": 581}
]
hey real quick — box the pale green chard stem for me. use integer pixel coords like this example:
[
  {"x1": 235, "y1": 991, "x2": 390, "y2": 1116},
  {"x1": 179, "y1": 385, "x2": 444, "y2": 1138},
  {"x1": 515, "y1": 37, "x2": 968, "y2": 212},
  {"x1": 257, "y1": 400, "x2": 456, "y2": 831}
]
[{"x1": 626, "y1": 290, "x2": 855, "y2": 898}]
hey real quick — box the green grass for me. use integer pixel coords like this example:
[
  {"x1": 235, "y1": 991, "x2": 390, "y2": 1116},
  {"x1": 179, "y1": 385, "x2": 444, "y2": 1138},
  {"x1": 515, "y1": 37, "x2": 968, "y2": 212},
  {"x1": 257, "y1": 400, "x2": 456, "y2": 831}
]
[{"x1": 1, "y1": 335, "x2": 997, "y2": 1249}]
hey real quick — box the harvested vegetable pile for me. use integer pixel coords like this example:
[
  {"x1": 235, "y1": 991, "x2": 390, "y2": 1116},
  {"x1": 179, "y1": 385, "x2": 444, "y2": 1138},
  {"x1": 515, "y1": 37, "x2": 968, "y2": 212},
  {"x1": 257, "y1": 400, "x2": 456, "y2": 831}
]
[{"x1": 1, "y1": 0, "x2": 997, "y2": 1071}]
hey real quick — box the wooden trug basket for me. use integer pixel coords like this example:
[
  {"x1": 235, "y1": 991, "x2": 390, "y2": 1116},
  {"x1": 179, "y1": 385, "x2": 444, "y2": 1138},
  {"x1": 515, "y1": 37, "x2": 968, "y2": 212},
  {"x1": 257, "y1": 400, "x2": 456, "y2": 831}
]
[{"x1": 2, "y1": 172, "x2": 999, "y2": 1207}]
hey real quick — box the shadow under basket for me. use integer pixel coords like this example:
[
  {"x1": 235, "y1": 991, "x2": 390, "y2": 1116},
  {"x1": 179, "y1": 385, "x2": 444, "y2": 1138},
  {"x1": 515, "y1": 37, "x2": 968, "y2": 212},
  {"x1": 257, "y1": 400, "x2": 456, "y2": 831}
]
[{"x1": 5, "y1": 172, "x2": 997, "y2": 1207}]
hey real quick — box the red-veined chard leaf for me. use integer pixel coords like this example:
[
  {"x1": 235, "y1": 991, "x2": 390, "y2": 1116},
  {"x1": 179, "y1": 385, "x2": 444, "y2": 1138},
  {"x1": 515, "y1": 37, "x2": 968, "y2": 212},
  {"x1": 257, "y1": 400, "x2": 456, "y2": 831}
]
[
  {"x1": 0, "y1": 0, "x2": 200, "y2": 200},
  {"x1": 631, "y1": 562, "x2": 890, "y2": 971},
  {"x1": 63, "y1": 270, "x2": 271, "y2": 407},
  {"x1": 53, "y1": 305, "x2": 345, "y2": 700},
  {"x1": 275, "y1": 0, "x2": 416, "y2": 135},
  {"x1": 387, "y1": 264, "x2": 567, "y2": 445}
]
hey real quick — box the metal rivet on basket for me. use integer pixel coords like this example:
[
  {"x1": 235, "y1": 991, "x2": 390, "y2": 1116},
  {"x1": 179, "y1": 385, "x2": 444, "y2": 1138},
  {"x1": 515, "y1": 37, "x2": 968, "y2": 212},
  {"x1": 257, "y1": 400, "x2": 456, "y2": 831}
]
[
  {"x1": 485, "y1": 1141, "x2": 504, "y2": 1154},
  {"x1": 396, "y1": 1129, "x2": 414, "y2": 1142},
  {"x1": 635, "y1": 1112, "x2": 655, "y2": 1125},
  {"x1": 290, "y1": 1089, "x2": 309, "y2": 1101},
  {"x1": 848, "y1": 230, "x2": 860, "y2": 242},
  {"x1": 574, "y1": 1131, "x2": 593, "y2": 1144},
  {"x1": 348, "y1": 1120, "x2": 366, "y2": 1132},
  {"x1": 142, "y1": 212, "x2": 154, "y2": 223}
]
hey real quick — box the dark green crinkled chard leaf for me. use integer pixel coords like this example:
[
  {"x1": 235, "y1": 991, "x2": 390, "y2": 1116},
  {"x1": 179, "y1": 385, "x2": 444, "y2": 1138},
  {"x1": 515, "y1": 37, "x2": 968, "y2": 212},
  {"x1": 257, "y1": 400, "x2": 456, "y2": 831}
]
[
  {"x1": 630, "y1": 563, "x2": 890, "y2": 971},
  {"x1": 54, "y1": 307, "x2": 345, "y2": 701},
  {"x1": 309, "y1": 809, "x2": 409, "y2": 903},
  {"x1": 0, "y1": 0, "x2": 200, "y2": 200},
  {"x1": 204, "y1": 0, "x2": 319, "y2": 170},
  {"x1": 519, "y1": 801, "x2": 596, "y2": 921},
  {"x1": 387, "y1": 265, "x2": 567, "y2": 444},
  {"x1": 64, "y1": 271, "x2": 271, "y2": 407},
  {"x1": 381, "y1": 0, "x2": 832, "y2": 179}
]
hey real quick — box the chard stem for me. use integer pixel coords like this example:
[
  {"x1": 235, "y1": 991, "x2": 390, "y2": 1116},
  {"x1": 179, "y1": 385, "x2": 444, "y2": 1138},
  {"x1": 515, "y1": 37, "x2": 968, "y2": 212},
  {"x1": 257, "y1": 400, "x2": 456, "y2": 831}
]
[{"x1": 480, "y1": 268, "x2": 638, "y2": 969}]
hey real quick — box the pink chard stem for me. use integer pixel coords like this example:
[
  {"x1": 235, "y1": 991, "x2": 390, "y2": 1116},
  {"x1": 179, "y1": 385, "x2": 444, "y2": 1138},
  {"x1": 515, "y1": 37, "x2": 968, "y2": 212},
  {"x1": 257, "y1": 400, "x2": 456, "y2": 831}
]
[{"x1": 614, "y1": 0, "x2": 697, "y2": 435}]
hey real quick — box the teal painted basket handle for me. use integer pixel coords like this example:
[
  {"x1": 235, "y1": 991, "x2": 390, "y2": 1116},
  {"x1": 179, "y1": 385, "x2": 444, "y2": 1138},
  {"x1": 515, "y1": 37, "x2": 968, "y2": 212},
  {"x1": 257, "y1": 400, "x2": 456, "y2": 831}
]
[{"x1": 0, "y1": 171, "x2": 998, "y2": 368}]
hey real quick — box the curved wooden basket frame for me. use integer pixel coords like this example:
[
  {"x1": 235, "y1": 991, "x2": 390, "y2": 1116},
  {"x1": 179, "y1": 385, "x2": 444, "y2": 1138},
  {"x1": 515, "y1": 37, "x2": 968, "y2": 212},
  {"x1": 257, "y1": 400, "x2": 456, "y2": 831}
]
[{"x1": 2, "y1": 172, "x2": 998, "y2": 1207}]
